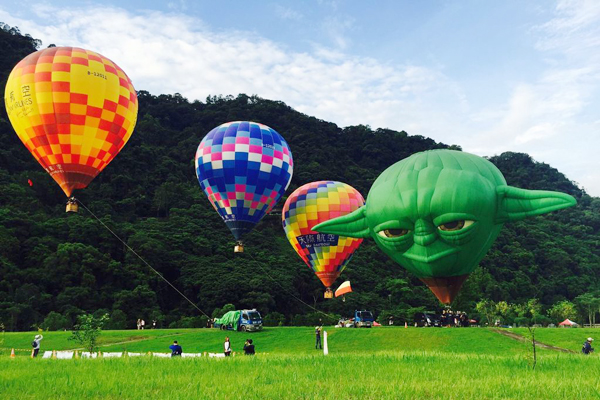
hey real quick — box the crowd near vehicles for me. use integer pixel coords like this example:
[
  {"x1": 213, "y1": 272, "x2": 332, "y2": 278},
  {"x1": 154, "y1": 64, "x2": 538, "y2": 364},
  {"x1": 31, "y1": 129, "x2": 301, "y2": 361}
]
[
  {"x1": 414, "y1": 313, "x2": 442, "y2": 327},
  {"x1": 337, "y1": 310, "x2": 375, "y2": 328},
  {"x1": 214, "y1": 309, "x2": 263, "y2": 332}
]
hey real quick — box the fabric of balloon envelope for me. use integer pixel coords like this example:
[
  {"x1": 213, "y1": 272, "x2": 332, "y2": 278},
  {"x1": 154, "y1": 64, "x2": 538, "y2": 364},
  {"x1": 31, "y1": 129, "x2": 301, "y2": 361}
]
[
  {"x1": 282, "y1": 181, "x2": 364, "y2": 289},
  {"x1": 313, "y1": 150, "x2": 576, "y2": 304},
  {"x1": 195, "y1": 121, "x2": 293, "y2": 241},
  {"x1": 4, "y1": 46, "x2": 138, "y2": 197}
]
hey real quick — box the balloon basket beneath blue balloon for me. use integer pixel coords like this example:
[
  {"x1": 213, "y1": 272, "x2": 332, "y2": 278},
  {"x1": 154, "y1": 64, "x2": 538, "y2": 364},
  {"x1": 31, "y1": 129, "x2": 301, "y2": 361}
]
[
  {"x1": 324, "y1": 288, "x2": 333, "y2": 299},
  {"x1": 66, "y1": 197, "x2": 78, "y2": 213},
  {"x1": 234, "y1": 241, "x2": 244, "y2": 253}
]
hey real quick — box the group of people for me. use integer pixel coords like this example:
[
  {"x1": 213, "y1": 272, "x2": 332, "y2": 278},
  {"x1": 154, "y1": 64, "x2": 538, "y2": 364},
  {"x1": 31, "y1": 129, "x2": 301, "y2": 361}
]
[
  {"x1": 137, "y1": 319, "x2": 157, "y2": 330},
  {"x1": 441, "y1": 310, "x2": 470, "y2": 327},
  {"x1": 168, "y1": 337, "x2": 255, "y2": 357}
]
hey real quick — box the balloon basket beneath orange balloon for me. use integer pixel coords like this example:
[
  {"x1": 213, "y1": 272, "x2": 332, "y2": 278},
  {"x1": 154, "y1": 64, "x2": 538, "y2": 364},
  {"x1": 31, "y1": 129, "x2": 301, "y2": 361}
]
[
  {"x1": 234, "y1": 241, "x2": 244, "y2": 253},
  {"x1": 324, "y1": 287, "x2": 334, "y2": 299},
  {"x1": 66, "y1": 197, "x2": 78, "y2": 213},
  {"x1": 419, "y1": 275, "x2": 468, "y2": 305}
]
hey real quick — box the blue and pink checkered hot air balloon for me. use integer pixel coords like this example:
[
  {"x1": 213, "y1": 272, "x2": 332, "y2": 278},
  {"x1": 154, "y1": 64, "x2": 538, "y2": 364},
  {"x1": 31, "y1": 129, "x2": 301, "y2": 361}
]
[{"x1": 195, "y1": 121, "x2": 294, "y2": 251}]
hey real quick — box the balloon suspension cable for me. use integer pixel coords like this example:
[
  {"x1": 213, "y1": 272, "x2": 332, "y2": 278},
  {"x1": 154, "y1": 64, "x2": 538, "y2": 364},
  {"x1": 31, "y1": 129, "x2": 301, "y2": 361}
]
[
  {"x1": 244, "y1": 251, "x2": 338, "y2": 320},
  {"x1": 75, "y1": 199, "x2": 210, "y2": 318}
]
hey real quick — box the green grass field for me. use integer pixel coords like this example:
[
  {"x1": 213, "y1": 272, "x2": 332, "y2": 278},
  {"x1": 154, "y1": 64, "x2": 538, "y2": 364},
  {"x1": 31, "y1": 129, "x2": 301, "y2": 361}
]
[
  {"x1": 0, "y1": 326, "x2": 552, "y2": 356},
  {"x1": 2, "y1": 327, "x2": 599, "y2": 399}
]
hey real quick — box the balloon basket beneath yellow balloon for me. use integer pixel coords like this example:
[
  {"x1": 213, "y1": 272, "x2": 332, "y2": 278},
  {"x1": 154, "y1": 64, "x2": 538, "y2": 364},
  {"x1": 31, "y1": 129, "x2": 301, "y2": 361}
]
[
  {"x1": 66, "y1": 197, "x2": 78, "y2": 213},
  {"x1": 234, "y1": 241, "x2": 244, "y2": 253},
  {"x1": 324, "y1": 288, "x2": 333, "y2": 299}
]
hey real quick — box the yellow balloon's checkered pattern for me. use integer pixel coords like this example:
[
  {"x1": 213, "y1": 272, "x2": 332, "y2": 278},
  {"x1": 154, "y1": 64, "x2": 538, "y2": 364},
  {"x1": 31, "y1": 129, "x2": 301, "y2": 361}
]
[{"x1": 4, "y1": 47, "x2": 138, "y2": 196}]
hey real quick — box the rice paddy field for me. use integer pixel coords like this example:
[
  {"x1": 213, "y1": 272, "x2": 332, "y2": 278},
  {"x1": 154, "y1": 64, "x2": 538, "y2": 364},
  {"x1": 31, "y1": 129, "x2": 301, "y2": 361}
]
[{"x1": 2, "y1": 327, "x2": 600, "y2": 399}]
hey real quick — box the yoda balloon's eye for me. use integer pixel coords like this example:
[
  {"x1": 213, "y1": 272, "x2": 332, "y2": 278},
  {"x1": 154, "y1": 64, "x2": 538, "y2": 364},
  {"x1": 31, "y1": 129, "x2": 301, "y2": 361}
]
[
  {"x1": 437, "y1": 220, "x2": 474, "y2": 232},
  {"x1": 378, "y1": 228, "x2": 410, "y2": 238}
]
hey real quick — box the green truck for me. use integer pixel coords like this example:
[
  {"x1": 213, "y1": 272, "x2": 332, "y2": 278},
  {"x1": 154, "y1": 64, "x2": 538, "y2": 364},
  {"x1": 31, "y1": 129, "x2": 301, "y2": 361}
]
[{"x1": 214, "y1": 309, "x2": 263, "y2": 332}]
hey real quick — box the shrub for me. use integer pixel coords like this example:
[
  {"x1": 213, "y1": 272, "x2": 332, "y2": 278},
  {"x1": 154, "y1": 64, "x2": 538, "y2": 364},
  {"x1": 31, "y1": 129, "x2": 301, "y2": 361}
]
[
  {"x1": 514, "y1": 317, "x2": 531, "y2": 327},
  {"x1": 105, "y1": 310, "x2": 127, "y2": 330},
  {"x1": 173, "y1": 316, "x2": 208, "y2": 328},
  {"x1": 41, "y1": 311, "x2": 70, "y2": 331},
  {"x1": 263, "y1": 312, "x2": 286, "y2": 327}
]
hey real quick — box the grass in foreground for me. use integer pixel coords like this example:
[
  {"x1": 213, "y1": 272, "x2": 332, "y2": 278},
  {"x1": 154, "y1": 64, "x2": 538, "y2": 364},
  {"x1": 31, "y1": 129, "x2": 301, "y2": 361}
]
[{"x1": 2, "y1": 351, "x2": 600, "y2": 399}]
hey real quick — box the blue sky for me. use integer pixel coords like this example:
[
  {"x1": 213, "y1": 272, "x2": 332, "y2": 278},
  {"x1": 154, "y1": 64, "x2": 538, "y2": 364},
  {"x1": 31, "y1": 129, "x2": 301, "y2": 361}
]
[{"x1": 2, "y1": 0, "x2": 599, "y2": 195}]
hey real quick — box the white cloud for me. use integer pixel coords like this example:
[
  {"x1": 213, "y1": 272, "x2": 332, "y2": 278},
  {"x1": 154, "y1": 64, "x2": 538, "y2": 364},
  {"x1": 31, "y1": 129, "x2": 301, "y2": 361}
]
[
  {"x1": 1, "y1": 2, "x2": 599, "y2": 196},
  {"x1": 0, "y1": 5, "x2": 460, "y2": 132},
  {"x1": 167, "y1": 1, "x2": 188, "y2": 12},
  {"x1": 464, "y1": 0, "x2": 600, "y2": 196},
  {"x1": 321, "y1": 16, "x2": 355, "y2": 50},
  {"x1": 534, "y1": 0, "x2": 600, "y2": 54},
  {"x1": 274, "y1": 5, "x2": 303, "y2": 21}
]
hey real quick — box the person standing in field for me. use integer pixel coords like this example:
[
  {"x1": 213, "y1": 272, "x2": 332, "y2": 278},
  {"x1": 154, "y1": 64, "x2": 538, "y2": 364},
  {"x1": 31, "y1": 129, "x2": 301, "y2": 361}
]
[
  {"x1": 169, "y1": 340, "x2": 183, "y2": 357},
  {"x1": 31, "y1": 334, "x2": 43, "y2": 358},
  {"x1": 141, "y1": 319, "x2": 146, "y2": 330},
  {"x1": 315, "y1": 325, "x2": 322, "y2": 349},
  {"x1": 137, "y1": 319, "x2": 141, "y2": 330},
  {"x1": 224, "y1": 337, "x2": 232, "y2": 356},
  {"x1": 582, "y1": 337, "x2": 594, "y2": 354}
]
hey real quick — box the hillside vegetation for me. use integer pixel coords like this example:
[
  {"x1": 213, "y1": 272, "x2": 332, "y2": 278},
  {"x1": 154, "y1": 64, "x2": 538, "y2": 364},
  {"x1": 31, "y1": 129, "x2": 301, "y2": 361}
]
[{"x1": 0, "y1": 23, "x2": 599, "y2": 331}]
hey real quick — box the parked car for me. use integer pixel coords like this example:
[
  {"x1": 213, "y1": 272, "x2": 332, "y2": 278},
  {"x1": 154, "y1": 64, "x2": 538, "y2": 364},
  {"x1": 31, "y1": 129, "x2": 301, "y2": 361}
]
[
  {"x1": 353, "y1": 310, "x2": 374, "y2": 328},
  {"x1": 414, "y1": 312, "x2": 442, "y2": 327}
]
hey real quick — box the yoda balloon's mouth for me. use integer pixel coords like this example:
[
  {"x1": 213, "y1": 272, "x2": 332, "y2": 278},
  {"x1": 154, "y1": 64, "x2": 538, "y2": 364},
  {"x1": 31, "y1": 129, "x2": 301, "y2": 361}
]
[{"x1": 402, "y1": 247, "x2": 460, "y2": 263}]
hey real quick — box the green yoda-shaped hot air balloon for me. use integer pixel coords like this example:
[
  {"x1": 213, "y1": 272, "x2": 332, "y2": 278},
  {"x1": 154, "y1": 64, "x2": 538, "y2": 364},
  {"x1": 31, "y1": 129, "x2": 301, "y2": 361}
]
[{"x1": 313, "y1": 150, "x2": 576, "y2": 304}]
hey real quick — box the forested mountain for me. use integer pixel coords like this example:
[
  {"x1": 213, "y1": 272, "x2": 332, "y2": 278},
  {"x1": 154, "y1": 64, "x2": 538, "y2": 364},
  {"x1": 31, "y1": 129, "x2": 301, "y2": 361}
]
[{"x1": 1, "y1": 24, "x2": 598, "y2": 331}]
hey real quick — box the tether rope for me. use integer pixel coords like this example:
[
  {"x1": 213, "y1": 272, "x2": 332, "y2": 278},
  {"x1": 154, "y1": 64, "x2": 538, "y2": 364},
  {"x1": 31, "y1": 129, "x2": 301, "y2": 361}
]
[
  {"x1": 75, "y1": 198, "x2": 210, "y2": 318},
  {"x1": 244, "y1": 249, "x2": 337, "y2": 320}
]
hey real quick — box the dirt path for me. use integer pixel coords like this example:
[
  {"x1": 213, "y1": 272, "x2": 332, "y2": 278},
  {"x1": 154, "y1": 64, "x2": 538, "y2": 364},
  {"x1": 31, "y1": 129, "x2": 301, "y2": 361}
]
[
  {"x1": 72, "y1": 332, "x2": 188, "y2": 351},
  {"x1": 491, "y1": 329, "x2": 576, "y2": 353}
]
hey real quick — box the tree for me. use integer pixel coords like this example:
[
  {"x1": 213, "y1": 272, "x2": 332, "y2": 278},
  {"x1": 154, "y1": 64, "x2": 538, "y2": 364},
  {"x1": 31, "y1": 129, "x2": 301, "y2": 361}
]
[
  {"x1": 495, "y1": 301, "x2": 512, "y2": 324},
  {"x1": 475, "y1": 299, "x2": 497, "y2": 326},
  {"x1": 69, "y1": 313, "x2": 109, "y2": 353},
  {"x1": 547, "y1": 300, "x2": 577, "y2": 324},
  {"x1": 575, "y1": 293, "x2": 597, "y2": 326}
]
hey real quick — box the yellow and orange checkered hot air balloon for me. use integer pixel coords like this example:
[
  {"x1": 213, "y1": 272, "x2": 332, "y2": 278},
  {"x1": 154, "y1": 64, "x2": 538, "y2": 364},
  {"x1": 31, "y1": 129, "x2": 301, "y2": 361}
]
[
  {"x1": 282, "y1": 181, "x2": 365, "y2": 298},
  {"x1": 4, "y1": 46, "x2": 138, "y2": 205}
]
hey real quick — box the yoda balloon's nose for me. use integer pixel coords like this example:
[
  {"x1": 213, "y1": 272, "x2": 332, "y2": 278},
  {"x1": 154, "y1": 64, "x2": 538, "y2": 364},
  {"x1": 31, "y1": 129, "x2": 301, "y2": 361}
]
[
  {"x1": 413, "y1": 219, "x2": 436, "y2": 246},
  {"x1": 313, "y1": 149, "x2": 576, "y2": 304}
]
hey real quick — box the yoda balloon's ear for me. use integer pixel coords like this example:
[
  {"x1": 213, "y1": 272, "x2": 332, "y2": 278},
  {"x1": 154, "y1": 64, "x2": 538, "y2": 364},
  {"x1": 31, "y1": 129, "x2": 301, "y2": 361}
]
[
  {"x1": 312, "y1": 206, "x2": 370, "y2": 238},
  {"x1": 495, "y1": 186, "x2": 576, "y2": 223}
]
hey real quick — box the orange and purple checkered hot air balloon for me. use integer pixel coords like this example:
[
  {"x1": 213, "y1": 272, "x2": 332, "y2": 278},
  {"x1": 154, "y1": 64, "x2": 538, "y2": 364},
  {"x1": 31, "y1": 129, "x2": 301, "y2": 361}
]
[
  {"x1": 282, "y1": 181, "x2": 365, "y2": 298},
  {"x1": 4, "y1": 47, "x2": 138, "y2": 201},
  {"x1": 196, "y1": 121, "x2": 293, "y2": 252}
]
